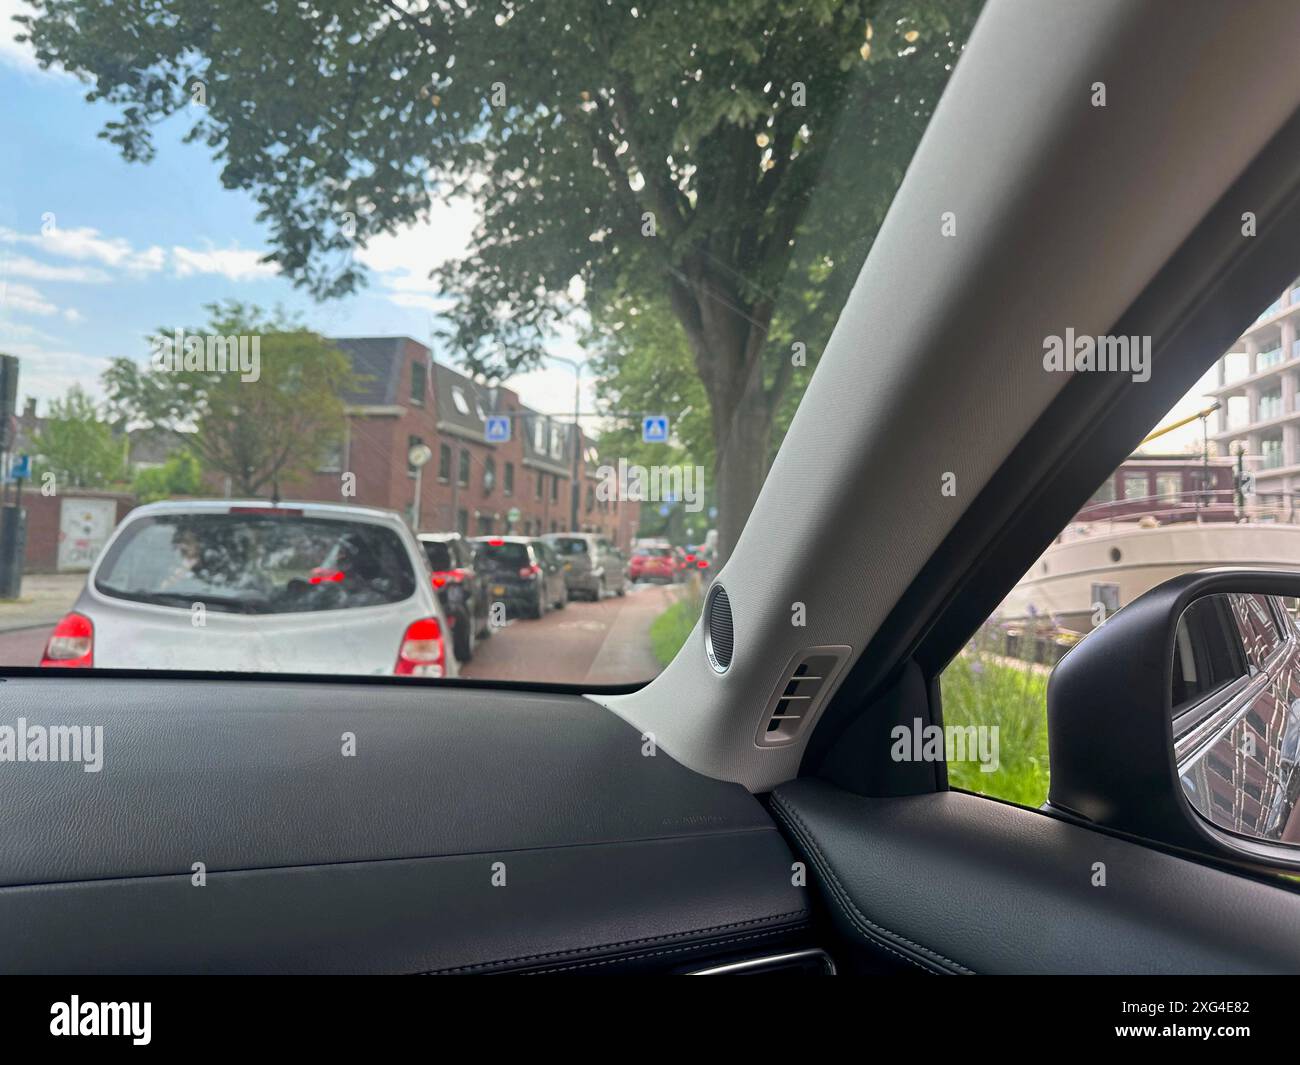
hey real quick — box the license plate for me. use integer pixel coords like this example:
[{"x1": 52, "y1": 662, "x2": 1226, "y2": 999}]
[{"x1": 492, "y1": 585, "x2": 506, "y2": 596}]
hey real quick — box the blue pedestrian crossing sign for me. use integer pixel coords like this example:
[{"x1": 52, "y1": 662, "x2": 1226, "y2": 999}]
[
  {"x1": 7, "y1": 454, "x2": 30, "y2": 481},
  {"x1": 485, "y1": 415, "x2": 511, "y2": 443},
  {"x1": 642, "y1": 415, "x2": 669, "y2": 444}
]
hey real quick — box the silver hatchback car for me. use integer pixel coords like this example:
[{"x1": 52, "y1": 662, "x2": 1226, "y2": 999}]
[{"x1": 40, "y1": 499, "x2": 457, "y2": 679}]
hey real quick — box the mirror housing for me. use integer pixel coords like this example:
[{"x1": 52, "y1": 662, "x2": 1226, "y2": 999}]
[{"x1": 1047, "y1": 568, "x2": 1300, "y2": 870}]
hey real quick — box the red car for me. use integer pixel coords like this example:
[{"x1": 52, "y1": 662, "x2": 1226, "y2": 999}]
[{"x1": 627, "y1": 546, "x2": 677, "y2": 583}]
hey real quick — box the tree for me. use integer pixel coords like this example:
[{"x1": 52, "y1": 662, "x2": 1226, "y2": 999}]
[
  {"x1": 132, "y1": 450, "x2": 204, "y2": 503},
  {"x1": 104, "y1": 302, "x2": 355, "y2": 497},
  {"x1": 22, "y1": 0, "x2": 981, "y2": 560},
  {"x1": 31, "y1": 386, "x2": 125, "y2": 490}
]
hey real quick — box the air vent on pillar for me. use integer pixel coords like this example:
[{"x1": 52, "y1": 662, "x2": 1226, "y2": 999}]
[
  {"x1": 755, "y1": 646, "x2": 851, "y2": 747},
  {"x1": 704, "y1": 584, "x2": 734, "y2": 673}
]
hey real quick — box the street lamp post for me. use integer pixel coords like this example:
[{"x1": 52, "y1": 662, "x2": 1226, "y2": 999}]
[{"x1": 546, "y1": 355, "x2": 584, "y2": 532}]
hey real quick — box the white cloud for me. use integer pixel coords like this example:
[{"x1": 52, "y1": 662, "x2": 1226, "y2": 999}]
[
  {"x1": 172, "y1": 244, "x2": 279, "y2": 281},
  {"x1": 0, "y1": 253, "x2": 111, "y2": 284},
  {"x1": 0, "y1": 0, "x2": 46, "y2": 74},
  {"x1": 356, "y1": 195, "x2": 479, "y2": 310},
  {"x1": 0, "y1": 225, "x2": 165, "y2": 273},
  {"x1": 1, "y1": 281, "x2": 58, "y2": 317}
]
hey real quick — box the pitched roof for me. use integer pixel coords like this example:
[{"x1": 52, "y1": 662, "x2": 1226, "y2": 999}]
[{"x1": 329, "y1": 337, "x2": 410, "y2": 406}]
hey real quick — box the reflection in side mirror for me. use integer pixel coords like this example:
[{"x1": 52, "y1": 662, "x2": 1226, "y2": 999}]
[
  {"x1": 1046, "y1": 570, "x2": 1300, "y2": 872},
  {"x1": 1173, "y1": 593, "x2": 1300, "y2": 848}
]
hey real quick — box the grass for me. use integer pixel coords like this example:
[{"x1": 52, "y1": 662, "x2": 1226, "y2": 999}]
[
  {"x1": 650, "y1": 585, "x2": 704, "y2": 667},
  {"x1": 940, "y1": 650, "x2": 1051, "y2": 808}
]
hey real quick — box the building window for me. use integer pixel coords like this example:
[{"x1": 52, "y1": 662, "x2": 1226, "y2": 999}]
[
  {"x1": 457, "y1": 508, "x2": 468, "y2": 535},
  {"x1": 586, "y1": 486, "x2": 594, "y2": 513},
  {"x1": 410, "y1": 360, "x2": 427, "y2": 406},
  {"x1": 1258, "y1": 346, "x2": 1284, "y2": 371},
  {"x1": 452, "y1": 386, "x2": 471, "y2": 415},
  {"x1": 476, "y1": 513, "x2": 493, "y2": 536},
  {"x1": 549, "y1": 424, "x2": 565, "y2": 460},
  {"x1": 1155, "y1": 473, "x2": 1181, "y2": 503},
  {"x1": 551, "y1": 475, "x2": 559, "y2": 502},
  {"x1": 533, "y1": 417, "x2": 547, "y2": 453},
  {"x1": 407, "y1": 435, "x2": 424, "y2": 478},
  {"x1": 458, "y1": 449, "x2": 470, "y2": 487},
  {"x1": 504, "y1": 462, "x2": 514, "y2": 496},
  {"x1": 1122, "y1": 472, "x2": 1147, "y2": 500},
  {"x1": 1262, "y1": 437, "x2": 1284, "y2": 469},
  {"x1": 1089, "y1": 477, "x2": 1115, "y2": 504},
  {"x1": 316, "y1": 436, "x2": 344, "y2": 473},
  {"x1": 483, "y1": 456, "x2": 496, "y2": 495},
  {"x1": 1259, "y1": 388, "x2": 1282, "y2": 420},
  {"x1": 438, "y1": 443, "x2": 451, "y2": 482},
  {"x1": 535, "y1": 471, "x2": 543, "y2": 501}
]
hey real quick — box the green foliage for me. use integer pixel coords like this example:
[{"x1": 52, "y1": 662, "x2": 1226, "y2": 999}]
[
  {"x1": 31, "y1": 385, "x2": 125, "y2": 489},
  {"x1": 650, "y1": 586, "x2": 705, "y2": 667},
  {"x1": 132, "y1": 450, "x2": 203, "y2": 503},
  {"x1": 941, "y1": 652, "x2": 1050, "y2": 808},
  {"x1": 103, "y1": 301, "x2": 355, "y2": 497},
  {"x1": 21, "y1": 0, "x2": 981, "y2": 550}
]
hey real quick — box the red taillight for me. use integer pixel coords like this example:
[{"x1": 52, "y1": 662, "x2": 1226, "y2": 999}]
[
  {"x1": 394, "y1": 617, "x2": 446, "y2": 678},
  {"x1": 433, "y1": 567, "x2": 469, "y2": 587},
  {"x1": 309, "y1": 568, "x2": 346, "y2": 584},
  {"x1": 41, "y1": 612, "x2": 94, "y2": 668},
  {"x1": 519, "y1": 563, "x2": 541, "y2": 579},
  {"x1": 697, "y1": 559, "x2": 709, "y2": 568},
  {"x1": 685, "y1": 553, "x2": 695, "y2": 562},
  {"x1": 487, "y1": 538, "x2": 505, "y2": 546}
]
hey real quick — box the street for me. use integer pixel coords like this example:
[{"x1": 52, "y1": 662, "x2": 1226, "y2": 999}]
[{"x1": 0, "y1": 577, "x2": 683, "y2": 684}]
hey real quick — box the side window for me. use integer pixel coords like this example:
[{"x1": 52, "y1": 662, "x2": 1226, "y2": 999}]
[{"x1": 940, "y1": 274, "x2": 1300, "y2": 809}]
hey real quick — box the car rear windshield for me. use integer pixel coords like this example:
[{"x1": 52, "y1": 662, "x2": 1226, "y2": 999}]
[
  {"x1": 422, "y1": 541, "x2": 454, "y2": 571},
  {"x1": 475, "y1": 541, "x2": 531, "y2": 570},
  {"x1": 95, "y1": 513, "x2": 417, "y2": 614},
  {"x1": 548, "y1": 538, "x2": 589, "y2": 555},
  {"x1": 638, "y1": 548, "x2": 671, "y2": 557}
]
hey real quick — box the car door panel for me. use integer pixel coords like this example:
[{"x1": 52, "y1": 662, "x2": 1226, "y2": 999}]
[
  {"x1": 771, "y1": 779, "x2": 1300, "y2": 974},
  {"x1": 0, "y1": 678, "x2": 808, "y2": 973}
]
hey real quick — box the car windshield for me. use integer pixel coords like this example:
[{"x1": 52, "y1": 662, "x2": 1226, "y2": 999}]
[
  {"x1": 1, "y1": 0, "x2": 986, "y2": 682},
  {"x1": 95, "y1": 513, "x2": 416, "y2": 614}
]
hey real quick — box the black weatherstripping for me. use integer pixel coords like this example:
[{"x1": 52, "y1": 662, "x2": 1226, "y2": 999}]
[
  {"x1": 804, "y1": 104, "x2": 1300, "y2": 788},
  {"x1": 0, "y1": 678, "x2": 806, "y2": 973}
]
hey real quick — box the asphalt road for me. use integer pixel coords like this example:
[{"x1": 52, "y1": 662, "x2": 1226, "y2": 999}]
[{"x1": 0, "y1": 580, "x2": 684, "y2": 684}]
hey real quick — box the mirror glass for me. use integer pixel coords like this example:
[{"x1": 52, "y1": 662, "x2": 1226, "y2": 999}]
[{"x1": 1172, "y1": 592, "x2": 1300, "y2": 847}]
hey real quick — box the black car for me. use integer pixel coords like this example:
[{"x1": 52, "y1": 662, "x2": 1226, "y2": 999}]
[
  {"x1": 471, "y1": 536, "x2": 567, "y2": 620},
  {"x1": 418, "y1": 532, "x2": 490, "y2": 663}
]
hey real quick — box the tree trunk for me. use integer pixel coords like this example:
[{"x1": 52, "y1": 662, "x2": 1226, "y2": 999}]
[
  {"x1": 670, "y1": 264, "x2": 776, "y2": 568},
  {"x1": 710, "y1": 370, "x2": 773, "y2": 567}
]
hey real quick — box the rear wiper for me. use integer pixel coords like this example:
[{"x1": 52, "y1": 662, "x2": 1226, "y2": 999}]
[{"x1": 108, "y1": 588, "x2": 266, "y2": 614}]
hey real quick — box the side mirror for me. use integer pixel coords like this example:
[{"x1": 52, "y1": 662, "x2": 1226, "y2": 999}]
[{"x1": 1047, "y1": 569, "x2": 1300, "y2": 871}]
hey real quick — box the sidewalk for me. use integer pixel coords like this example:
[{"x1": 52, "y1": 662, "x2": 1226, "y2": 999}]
[{"x1": 0, "y1": 572, "x2": 86, "y2": 632}]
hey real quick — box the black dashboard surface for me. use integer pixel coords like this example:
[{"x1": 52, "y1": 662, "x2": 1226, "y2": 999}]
[{"x1": 0, "y1": 678, "x2": 806, "y2": 973}]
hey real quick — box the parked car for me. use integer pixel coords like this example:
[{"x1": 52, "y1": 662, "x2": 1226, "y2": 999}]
[
  {"x1": 471, "y1": 536, "x2": 566, "y2": 619},
  {"x1": 418, "y1": 532, "x2": 490, "y2": 663},
  {"x1": 41, "y1": 500, "x2": 457, "y2": 678},
  {"x1": 628, "y1": 544, "x2": 676, "y2": 584},
  {"x1": 544, "y1": 532, "x2": 628, "y2": 599}
]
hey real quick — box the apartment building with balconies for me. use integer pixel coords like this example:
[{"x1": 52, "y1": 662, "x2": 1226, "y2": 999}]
[{"x1": 1208, "y1": 275, "x2": 1300, "y2": 516}]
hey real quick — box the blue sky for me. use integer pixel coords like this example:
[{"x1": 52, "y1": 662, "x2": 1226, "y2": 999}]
[{"x1": 0, "y1": 6, "x2": 594, "y2": 419}]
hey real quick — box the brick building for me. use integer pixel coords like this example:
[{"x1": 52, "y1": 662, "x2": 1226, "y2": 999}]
[{"x1": 301, "y1": 337, "x2": 638, "y2": 548}]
